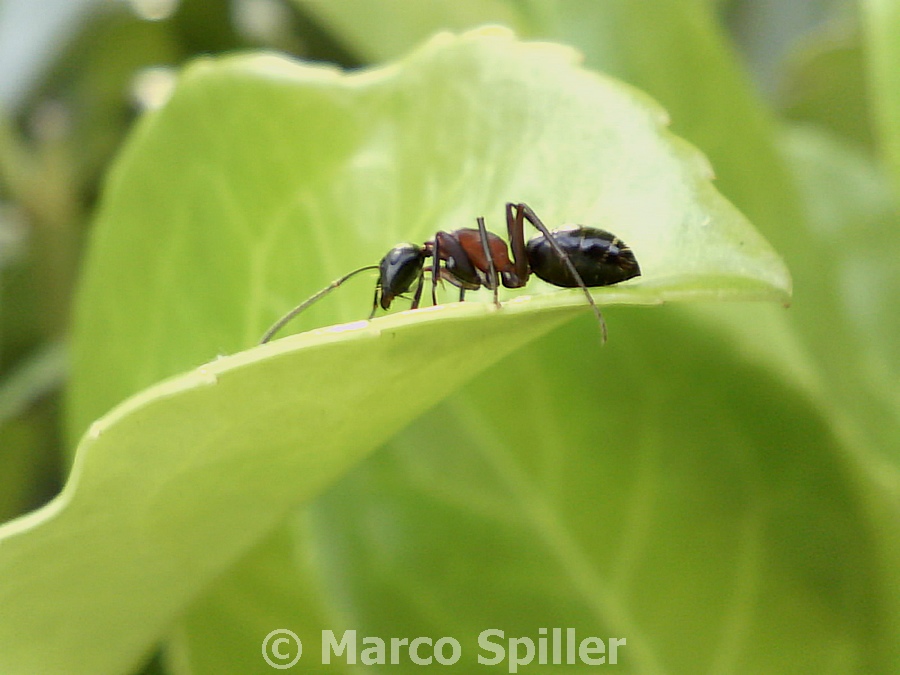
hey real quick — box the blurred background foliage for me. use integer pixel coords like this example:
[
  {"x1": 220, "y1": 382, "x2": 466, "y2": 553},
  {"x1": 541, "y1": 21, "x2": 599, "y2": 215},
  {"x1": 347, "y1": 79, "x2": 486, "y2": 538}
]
[{"x1": 0, "y1": 1, "x2": 898, "y2": 672}]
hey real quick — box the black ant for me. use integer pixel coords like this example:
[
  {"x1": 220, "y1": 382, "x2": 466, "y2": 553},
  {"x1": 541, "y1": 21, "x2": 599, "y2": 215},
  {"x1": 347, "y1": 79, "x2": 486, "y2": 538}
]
[{"x1": 259, "y1": 203, "x2": 640, "y2": 344}]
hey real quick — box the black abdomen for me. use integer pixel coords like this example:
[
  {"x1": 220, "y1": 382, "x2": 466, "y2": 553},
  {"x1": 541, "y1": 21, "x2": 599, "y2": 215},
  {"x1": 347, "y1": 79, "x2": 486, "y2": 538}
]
[{"x1": 525, "y1": 226, "x2": 641, "y2": 288}]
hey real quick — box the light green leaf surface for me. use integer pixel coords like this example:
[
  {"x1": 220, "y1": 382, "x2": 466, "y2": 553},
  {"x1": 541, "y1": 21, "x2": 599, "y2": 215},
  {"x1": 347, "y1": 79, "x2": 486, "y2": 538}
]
[{"x1": 0, "y1": 28, "x2": 790, "y2": 675}]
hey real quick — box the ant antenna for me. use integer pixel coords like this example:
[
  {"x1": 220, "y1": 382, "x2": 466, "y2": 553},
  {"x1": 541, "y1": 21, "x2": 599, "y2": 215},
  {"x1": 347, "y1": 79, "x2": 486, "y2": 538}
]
[
  {"x1": 517, "y1": 203, "x2": 608, "y2": 343},
  {"x1": 259, "y1": 265, "x2": 379, "y2": 344}
]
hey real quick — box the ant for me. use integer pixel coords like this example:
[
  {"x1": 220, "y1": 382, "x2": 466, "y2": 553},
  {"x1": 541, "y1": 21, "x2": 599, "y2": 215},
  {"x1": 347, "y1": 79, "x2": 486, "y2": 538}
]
[{"x1": 259, "y1": 202, "x2": 640, "y2": 344}]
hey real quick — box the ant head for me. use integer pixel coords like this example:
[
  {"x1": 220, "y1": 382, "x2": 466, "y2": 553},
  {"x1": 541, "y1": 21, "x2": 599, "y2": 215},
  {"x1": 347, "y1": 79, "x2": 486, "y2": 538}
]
[{"x1": 378, "y1": 243, "x2": 426, "y2": 310}]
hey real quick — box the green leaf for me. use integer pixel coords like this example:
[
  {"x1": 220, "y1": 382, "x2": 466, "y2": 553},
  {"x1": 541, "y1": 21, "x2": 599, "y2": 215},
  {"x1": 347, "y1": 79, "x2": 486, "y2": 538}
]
[
  {"x1": 863, "y1": 0, "x2": 900, "y2": 193},
  {"x1": 161, "y1": 7, "x2": 899, "y2": 674},
  {"x1": 0, "y1": 28, "x2": 788, "y2": 674},
  {"x1": 306, "y1": 310, "x2": 900, "y2": 674},
  {"x1": 295, "y1": 0, "x2": 808, "y2": 241},
  {"x1": 0, "y1": 305, "x2": 570, "y2": 675},
  {"x1": 173, "y1": 308, "x2": 900, "y2": 674}
]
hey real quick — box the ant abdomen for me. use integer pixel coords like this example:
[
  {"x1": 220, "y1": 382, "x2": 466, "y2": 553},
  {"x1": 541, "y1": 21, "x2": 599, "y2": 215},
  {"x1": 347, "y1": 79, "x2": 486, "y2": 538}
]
[{"x1": 526, "y1": 226, "x2": 641, "y2": 288}]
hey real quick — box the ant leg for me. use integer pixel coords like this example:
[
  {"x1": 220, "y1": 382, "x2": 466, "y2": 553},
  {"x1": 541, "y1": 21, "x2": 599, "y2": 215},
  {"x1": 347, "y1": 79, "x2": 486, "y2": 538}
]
[
  {"x1": 411, "y1": 268, "x2": 425, "y2": 309},
  {"x1": 518, "y1": 203, "x2": 607, "y2": 343},
  {"x1": 504, "y1": 203, "x2": 529, "y2": 287},
  {"x1": 369, "y1": 284, "x2": 381, "y2": 319},
  {"x1": 476, "y1": 216, "x2": 500, "y2": 307},
  {"x1": 430, "y1": 237, "x2": 441, "y2": 307},
  {"x1": 431, "y1": 264, "x2": 478, "y2": 300}
]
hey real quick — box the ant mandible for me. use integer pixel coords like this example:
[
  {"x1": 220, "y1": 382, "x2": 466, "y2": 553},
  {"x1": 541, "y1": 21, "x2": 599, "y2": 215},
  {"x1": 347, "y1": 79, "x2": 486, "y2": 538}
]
[{"x1": 259, "y1": 202, "x2": 640, "y2": 344}]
